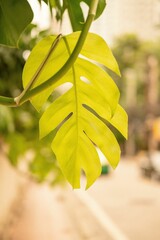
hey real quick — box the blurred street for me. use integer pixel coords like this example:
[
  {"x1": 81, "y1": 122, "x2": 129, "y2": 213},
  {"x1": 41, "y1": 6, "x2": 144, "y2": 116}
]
[
  {"x1": 1, "y1": 158, "x2": 160, "y2": 240},
  {"x1": 88, "y1": 159, "x2": 160, "y2": 240}
]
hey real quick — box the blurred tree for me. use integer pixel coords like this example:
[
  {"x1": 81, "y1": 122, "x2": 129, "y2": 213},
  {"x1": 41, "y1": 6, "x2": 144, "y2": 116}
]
[{"x1": 112, "y1": 34, "x2": 160, "y2": 154}]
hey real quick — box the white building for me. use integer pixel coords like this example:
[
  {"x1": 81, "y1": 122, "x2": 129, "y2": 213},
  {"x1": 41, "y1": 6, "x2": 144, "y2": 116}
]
[{"x1": 91, "y1": 0, "x2": 160, "y2": 44}]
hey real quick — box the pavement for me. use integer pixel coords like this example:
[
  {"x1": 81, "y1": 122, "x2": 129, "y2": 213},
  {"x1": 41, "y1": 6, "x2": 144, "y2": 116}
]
[
  {"x1": 1, "y1": 158, "x2": 160, "y2": 240},
  {"x1": 88, "y1": 158, "x2": 160, "y2": 240},
  {"x1": 1, "y1": 183, "x2": 111, "y2": 240}
]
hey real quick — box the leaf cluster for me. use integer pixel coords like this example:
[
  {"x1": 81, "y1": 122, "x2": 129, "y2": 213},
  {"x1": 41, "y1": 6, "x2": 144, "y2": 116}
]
[
  {"x1": 0, "y1": 0, "x2": 128, "y2": 188},
  {"x1": 0, "y1": 0, "x2": 106, "y2": 47},
  {"x1": 39, "y1": 0, "x2": 106, "y2": 30}
]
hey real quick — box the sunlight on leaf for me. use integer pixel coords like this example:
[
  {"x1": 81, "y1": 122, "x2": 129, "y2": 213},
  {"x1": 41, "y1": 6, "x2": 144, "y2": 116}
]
[
  {"x1": 22, "y1": 35, "x2": 69, "y2": 111},
  {"x1": 23, "y1": 32, "x2": 128, "y2": 188}
]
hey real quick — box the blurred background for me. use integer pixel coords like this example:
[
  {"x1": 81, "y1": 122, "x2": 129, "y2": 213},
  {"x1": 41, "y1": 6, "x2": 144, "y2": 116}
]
[{"x1": 1, "y1": 0, "x2": 160, "y2": 239}]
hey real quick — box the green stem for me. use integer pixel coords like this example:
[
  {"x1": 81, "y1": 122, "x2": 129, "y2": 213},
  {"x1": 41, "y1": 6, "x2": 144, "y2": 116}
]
[
  {"x1": 0, "y1": 0, "x2": 99, "y2": 107},
  {"x1": 18, "y1": 0, "x2": 99, "y2": 105},
  {"x1": 0, "y1": 96, "x2": 16, "y2": 107},
  {"x1": 14, "y1": 34, "x2": 62, "y2": 105},
  {"x1": 89, "y1": 0, "x2": 99, "y2": 15}
]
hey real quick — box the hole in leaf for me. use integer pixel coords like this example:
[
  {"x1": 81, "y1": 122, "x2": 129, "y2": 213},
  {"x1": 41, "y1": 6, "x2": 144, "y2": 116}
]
[
  {"x1": 23, "y1": 50, "x2": 31, "y2": 60},
  {"x1": 57, "y1": 112, "x2": 73, "y2": 130},
  {"x1": 80, "y1": 169, "x2": 87, "y2": 189},
  {"x1": 55, "y1": 82, "x2": 73, "y2": 94},
  {"x1": 80, "y1": 76, "x2": 91, "y2": 84}
]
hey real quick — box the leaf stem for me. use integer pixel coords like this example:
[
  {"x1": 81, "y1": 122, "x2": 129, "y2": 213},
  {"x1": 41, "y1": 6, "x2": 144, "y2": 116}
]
[
  {"x1": 0, "y1": 96, "x2": 16, "y2": 107},
  {"x1": 14, "y1": 34, "x2": 62, "y2": 105},
  {"x1": 18, "y1": 0, "x2": 99, "y2": 105},
  {"x1": 0, "y1": 0, "x2": 99, "y2": 107},
  {"x1": 89, "y1": 0, "x2": 99, "y2": 15}
]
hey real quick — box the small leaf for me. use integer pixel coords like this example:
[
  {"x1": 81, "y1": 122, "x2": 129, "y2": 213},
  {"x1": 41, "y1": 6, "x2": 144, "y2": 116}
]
[
  {"x1": 83, "y1": 0, "x2": 107, "y2": 20},
  {"x1": 64, "y1": 0, "x2": 107, "y2": 30},
  {"x1": 95, "y1": 0, "x2": 107, "y2": 19},
  {"x1": 66, "y1": 0, "x2": 85, "y2": 31},
  {"x1": 0, "y1": 0, "x2": 33, "y2": 47}
]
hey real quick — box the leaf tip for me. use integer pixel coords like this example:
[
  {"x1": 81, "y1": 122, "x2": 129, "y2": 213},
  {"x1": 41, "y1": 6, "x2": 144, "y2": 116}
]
[
  {"x1": 39, "y1": 123, "x2": 45, "y2": 140},
  {"x1": 115, "y1": 65, "x2": 121, "y2": 77}
]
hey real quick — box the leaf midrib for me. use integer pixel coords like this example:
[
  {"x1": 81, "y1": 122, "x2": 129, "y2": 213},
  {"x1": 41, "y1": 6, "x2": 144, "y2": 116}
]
[{"x1": 63, "y1": 36, "x2": 80, "y2": 177}]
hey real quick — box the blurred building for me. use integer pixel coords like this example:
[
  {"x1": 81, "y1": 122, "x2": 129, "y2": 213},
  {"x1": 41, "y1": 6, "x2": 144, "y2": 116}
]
[{"x1": 91, "y1": 0, "x2": 160, "y2": 44}]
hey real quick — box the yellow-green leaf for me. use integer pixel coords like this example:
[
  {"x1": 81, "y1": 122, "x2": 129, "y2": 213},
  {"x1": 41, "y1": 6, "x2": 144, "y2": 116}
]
[
  {"x1": 22, "y1": 35, "x2": 68, "y2": 111},
  {"x1": 24, "y1": 31, "x2": 127, "y2": 188},
  {"x1": 66, "y1": 32, "x2": 121, "y2": 76}
]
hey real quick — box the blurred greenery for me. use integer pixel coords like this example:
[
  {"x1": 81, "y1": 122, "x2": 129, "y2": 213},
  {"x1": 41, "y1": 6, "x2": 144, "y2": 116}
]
[
  {"x1": 112, "y1": 34, "x2": 160, "y2": 154},
  {"x1": 0, "y1": 25, "x2": 64, "y2": 186},
  {"x1": 112, "y1": 34, "x2": 160, "y2": 106}
]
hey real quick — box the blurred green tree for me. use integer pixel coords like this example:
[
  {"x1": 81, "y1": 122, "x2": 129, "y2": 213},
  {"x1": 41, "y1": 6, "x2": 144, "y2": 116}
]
[{"x1": 112, "y1": 34, "x2": 160, "y2": 154}]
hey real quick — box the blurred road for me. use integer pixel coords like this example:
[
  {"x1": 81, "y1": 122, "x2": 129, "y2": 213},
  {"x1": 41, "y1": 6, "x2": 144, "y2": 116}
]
[
  {"x1": 2, "y1": 159, "x2": 160, "y2": 240},
  {"x1": 88, "y1": 159, "x2": 160, "y2": 240}
]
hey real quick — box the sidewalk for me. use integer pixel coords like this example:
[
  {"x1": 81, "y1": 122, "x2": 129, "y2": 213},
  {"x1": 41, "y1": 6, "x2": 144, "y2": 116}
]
[{"x1": 1, "y1": 182, "x2": 112, "y2": 240}]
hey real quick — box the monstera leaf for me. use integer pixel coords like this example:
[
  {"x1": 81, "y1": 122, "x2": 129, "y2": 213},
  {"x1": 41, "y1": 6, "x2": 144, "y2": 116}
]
[
  {"x1": 22, "y1": 32, "x2": 128, "y2": 188},
  {"x1": 0, "y1": 0, "x2": 33, "y2": 47}
]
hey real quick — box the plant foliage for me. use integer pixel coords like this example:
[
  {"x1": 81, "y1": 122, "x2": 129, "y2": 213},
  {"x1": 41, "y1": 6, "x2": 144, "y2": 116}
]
[
  {"x1": 23, "y1": 32, "x2": 127, "y2": 188},
  {"x1": 0, "y1": 0, "x2": 128, "y2": 188},
  {"x1": 0, "y1": 0, "x2": 106, "y2": 47},
  {"x1": 0, "y1": 0, "x2": 33, "y2": 47},
  {"x1": 40, "y1": 0, "x2": 106, "y2": 27}
]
